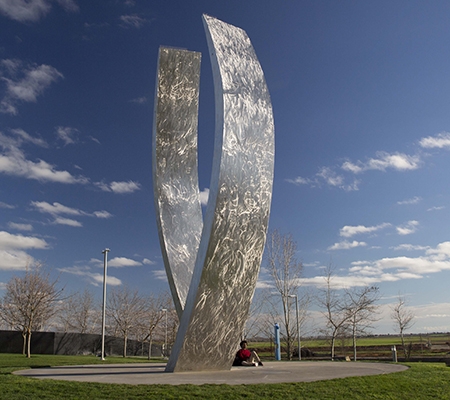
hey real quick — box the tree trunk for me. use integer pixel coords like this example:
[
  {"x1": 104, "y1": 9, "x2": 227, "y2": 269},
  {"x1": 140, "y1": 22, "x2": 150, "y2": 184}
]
[
  {"x1": 26, "y1": 330, "x2": 31, "y2": 358},
  {"x1": 123, "y1": 335, "x2": 127, "y2": 357},
  {"x1": 352, "y1": 324, "x2": 357, "y2": 361},
  {"x1": 148, "y1": 338, "x2": 153, "y2": 360},
  {"x1": 286, "y1": 334, "x2": 292, "y2": 360},
  {"x1": 22, "y1": 331, "x2": 26, "y2": 355},
  {"x1": 400, "y1": 330, "x2": 407, "y2": 359},
  {"x1": 331, "y1": 334, "x2": 336, "y2": 360}
]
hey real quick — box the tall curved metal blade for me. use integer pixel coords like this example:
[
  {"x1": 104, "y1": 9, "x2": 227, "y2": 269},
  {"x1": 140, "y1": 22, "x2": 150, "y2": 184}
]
[
  {"x1": 166, "y1": 15, "x2": 275, "y2": 372},
  {"x1": 152, "y1": 47, "x2": 203, "y2": 318}
]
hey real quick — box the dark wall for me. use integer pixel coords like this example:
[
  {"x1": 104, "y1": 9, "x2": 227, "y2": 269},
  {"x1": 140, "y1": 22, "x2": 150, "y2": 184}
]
[{"x1": 0, "y1": 330, "x2": 163, "y2": 357}]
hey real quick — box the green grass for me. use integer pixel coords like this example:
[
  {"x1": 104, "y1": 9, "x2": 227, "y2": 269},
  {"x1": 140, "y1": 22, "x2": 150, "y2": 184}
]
[
  {"x1": 300, "y1": 333, "x2": 450, "y2": 348},
  {"x1": 0, "y1": 354, "x2": 449, "y2": 399}
]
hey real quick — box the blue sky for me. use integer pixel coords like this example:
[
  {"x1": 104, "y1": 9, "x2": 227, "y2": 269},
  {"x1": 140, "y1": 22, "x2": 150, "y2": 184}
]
[{"x1": 1, "y1": 0, "x2": 450, "y2": 334}]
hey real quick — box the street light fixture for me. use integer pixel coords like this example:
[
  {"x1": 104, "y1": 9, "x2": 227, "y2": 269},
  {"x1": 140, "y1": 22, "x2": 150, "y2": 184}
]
[
  {"x1": 101, "y1": 248, "x2": 110, "y2": 361},
  {"x1": 288, "y1": 294, "x2": 301, "y2": 361}
]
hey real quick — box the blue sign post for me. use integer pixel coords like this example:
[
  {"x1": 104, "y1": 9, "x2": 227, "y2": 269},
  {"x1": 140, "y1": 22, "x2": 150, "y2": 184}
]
[{"x1": 274, "y1": 323, "x2": 281, "y2": 361}]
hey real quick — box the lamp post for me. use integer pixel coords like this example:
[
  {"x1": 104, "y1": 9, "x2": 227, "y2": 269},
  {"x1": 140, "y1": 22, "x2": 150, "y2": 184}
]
[
  {"x1": 101, "y1": 248, "x2": 110, "y2": 361},
  {"x1": 288, "y1": 294, "x2": 301, "y2": 361},
  {"x1": 161, "y1": 308, "x2": 167, "y2": 357}
]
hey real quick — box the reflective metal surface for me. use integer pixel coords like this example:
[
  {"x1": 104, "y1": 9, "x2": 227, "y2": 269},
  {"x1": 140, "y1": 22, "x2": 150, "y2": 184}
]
[
  {"x1": 165, "y1": 15, "x2": 274, "y2": 372},
  {"x1": 152, "y1": 47, "x2": 202, "y2": 317}
]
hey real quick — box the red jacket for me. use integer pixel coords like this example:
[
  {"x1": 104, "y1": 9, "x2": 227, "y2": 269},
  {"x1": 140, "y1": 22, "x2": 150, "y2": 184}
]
[{"x1": 237, "y1": 348, "x2": 251, "y2": 361}]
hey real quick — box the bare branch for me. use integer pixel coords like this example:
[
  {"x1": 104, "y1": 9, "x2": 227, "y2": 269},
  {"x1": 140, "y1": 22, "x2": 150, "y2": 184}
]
[
  {"x1": 0, "y1": 263, "x2": 63, "y2": 357},
  {"x1": 266, "y1": 230, "x2": 305, "y2": 360},
  {"x1": 391, "y1": 295, "x2": 415, "y2": 359}
]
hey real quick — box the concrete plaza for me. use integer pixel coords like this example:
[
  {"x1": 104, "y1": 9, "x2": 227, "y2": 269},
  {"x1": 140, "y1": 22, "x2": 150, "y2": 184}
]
[{"x1": 14, "y1": 361, "x2": 408, "y2": 385}]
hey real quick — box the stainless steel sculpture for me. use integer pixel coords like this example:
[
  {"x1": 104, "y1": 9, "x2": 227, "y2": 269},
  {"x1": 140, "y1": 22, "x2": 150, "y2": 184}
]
[
  {"x1": 153, "y1": 14, "x2": 274, "y2": 372},
  {"x1": 152, "y1": 47, "x2": 202, "y2": 318}
]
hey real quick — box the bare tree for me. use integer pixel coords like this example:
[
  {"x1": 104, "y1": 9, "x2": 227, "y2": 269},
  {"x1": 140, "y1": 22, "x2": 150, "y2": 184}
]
[
  {"x1": 166, "y1": 308, "x2": 179, "y2": 346},
  {"x1": 107, "y1": 285, "x2": 148, "y2": 357},
  {"x1": 138, "y1": 291, "x2": 172, "y2": 359},
  {"x1": 317, "y1": 265, "x2": 351, "y2": 360},
  {"x1": 266, "y1": 230, "x2": 305, "y2": 360},
  {"x1": 391, "y1": 295, "x2": 415, "y2": 359},
  {"x1": 244, "y1": 290, "x2": 270, "y2": 339},
  {"x1": 345, "y1": 286, "x2": 380, "y2": 361},
  {"x1": 0, "y1": 264, "x2": 64, "y2": 358},
  {"x1": 58, "y1": 288, "x2": 99, "y2": 334}
]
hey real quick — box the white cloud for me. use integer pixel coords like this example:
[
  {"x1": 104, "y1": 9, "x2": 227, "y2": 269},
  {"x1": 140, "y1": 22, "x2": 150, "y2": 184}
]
[
  {"x1": 0, "y1": 249, "x2": 35, "y2": 270},
  {"x1": 427, "y1": 206, "x2": 445, "y2": 212},
  {"x1": 58, "y1": 265, "x2": 122, "y2": 287},
  {"x1": 110, "y1": 180, "x2": 141, "y2": 193},
  {"x1": 8, "y1": 222, "x2": 33, "y2": 231},
  {"x1": 0, "y1": 0, "x2": 51, "y2": 22},
  {"x1": 108, "y1": 257, "x2": 142, "y2": 267},
  {"x1": 396, "y1": 220, "x2": 419, "y2": 236},
  {"x1": 97, "y1": 180, "x2": 141, "y2": 194},
  {"x1": 0, "y1": 231, "x2": 48, "y2": 270},
  {"x1": 285, "y1": 176, "x2": 310, "y2": 185},
  {"x1": 10, "y1": 128, "x2": 48, "y2": 147},
  {"x1": 340, "y1": 223, "x2": 391, "y2": 238},
  {"x1": 56, "y1": 126, "x2": 78, "y2": 145},
  {"x1": 129, "y1": 96, "x2": 147, "y2": 104},
  {"x1": 89, "y1": 136, "x2": 100, "y2": 144},
  {"x1": 0, "y1": 201, "x2": 15, "y2": 209},
  {"x1": 142, "y1": 258, "x2": 155, "y2": 265},
  {"x1": 55, "y1": 0, "x2": 78, "y2": 12},
  {"x1": 0, "y1": 230, "x2": 48, "y2": 250},
  {"x1": 317, "y1": 167, "x2": 343, "y2": 187},
  {"x1": 31, "y1": 201, "x2": 112, "y2": 227},
  {"x1": 255, "y1": 280, "x2": 273, "y2": 289},
  {"x1": 316, "y1": 167, "x2": 360, "y2": 191},
  {"x1": 89, "y1": 257, "x2": 102, "y2": 265},
  {"x1": 342, "y1": 180, "x2": 360, "y2": 191},
  {"x1": 287, "y1": 168, "x2": 359, "y2": 191},
  {"x1": 302, "y1": 249, "x2": 448, "y2": 290},
  {"x1": 340, "y1": 161, "x2": 363, "y2": 174},
  {"x1": 199, "y1": 188, "x2": 209, "y2": 206},
  {"x1": 119, "y1": 14, "x2": 146, "y2": 28},
  {"x1": 93, "y1": 210, "x2": 112, "y2": 219},
  {"x1": 0, "y1": 0, "x2": 78, "y2": 22},
  {"x1": 32, "y1": 200, "x2": 84, "y2": 216},
  {"x1": 342, "y1": 241, "x2": 450, "y2": 286},
  {"x1": 426, "y1": 241, "x2": 450, "y2": 260},
  {"x1": 391, "y1": 244, "x2": 430, "y2": 251},
  {"x1": 342, "y1": 152, "x2": 421, "y2": 173},
  {"x1": 0, "y1": 133, "x2": 87, "y2": 184},
  {"x1": 376, "y1": 255, "x2": 450, "y2": 275},
  {"x1": 1, "y1": 60, "x2": 63, "y2": 115},
  {"x1": 53, "y1": 217, "x2": 82, "y2": 227},
  {"x1": 303, "y1": 261, "x2": 320, "y2": 267},
  {"x1": 397, "y1": 196, "x2": 421, "y2": 205},
  {"x1": 328, "y1": 240, "x2": 367, "y2": 250},
  {"x1": 152, "y1": 269, "x2": 167, "y2": 281},
  {"x1": 299, "y1": 274, "x2": 376, "y2": 290},
  {"x1": 419, "y1": 132, "x2": 450, "y2": 149}
]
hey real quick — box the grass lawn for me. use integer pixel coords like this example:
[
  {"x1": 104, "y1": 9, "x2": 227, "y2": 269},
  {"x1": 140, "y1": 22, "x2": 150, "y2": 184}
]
[
  {"x1": 0, "y1": 354, "x2": 449, "y2": 399},
  {"x1": 253, "y1": 333, "x2": 450, "y2": 359}
]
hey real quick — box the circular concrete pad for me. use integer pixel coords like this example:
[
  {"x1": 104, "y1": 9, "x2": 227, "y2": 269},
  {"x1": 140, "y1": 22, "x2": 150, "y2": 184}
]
[{"x1": 14, "y1": 361, "x2": 408, "y2": 385}]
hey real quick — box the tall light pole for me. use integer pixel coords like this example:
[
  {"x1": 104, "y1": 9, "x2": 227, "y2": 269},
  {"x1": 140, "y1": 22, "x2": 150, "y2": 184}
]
[
  {"x1": 101, "y1": 248, "x2": 110, "y2": 361},
  {"x1": 288, "y1": 294, "x2": 301, "y2": 361},
  {"x1": 161, "y1": 308, "x2": 167, "y2": 357}
]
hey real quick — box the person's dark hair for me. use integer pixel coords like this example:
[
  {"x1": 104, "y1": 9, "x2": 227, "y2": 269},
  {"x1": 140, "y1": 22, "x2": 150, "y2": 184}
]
[{"x1": 240, "y1": 340, "x2": 248, "y2": 347}]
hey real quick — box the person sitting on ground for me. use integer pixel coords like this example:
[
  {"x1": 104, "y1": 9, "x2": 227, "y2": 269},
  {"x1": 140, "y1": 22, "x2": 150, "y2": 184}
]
[{"x1": 233, "y1": 340, "x2": 263, "y2": 366}]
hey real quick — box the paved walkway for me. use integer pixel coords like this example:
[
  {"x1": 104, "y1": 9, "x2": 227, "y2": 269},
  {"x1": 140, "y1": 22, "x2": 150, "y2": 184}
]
[{"x1": 14, "y1": 361, "x2": 408, "y2": 385}]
